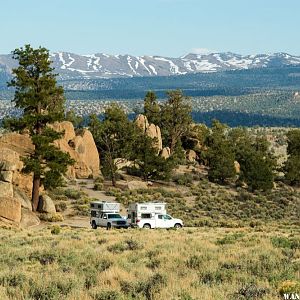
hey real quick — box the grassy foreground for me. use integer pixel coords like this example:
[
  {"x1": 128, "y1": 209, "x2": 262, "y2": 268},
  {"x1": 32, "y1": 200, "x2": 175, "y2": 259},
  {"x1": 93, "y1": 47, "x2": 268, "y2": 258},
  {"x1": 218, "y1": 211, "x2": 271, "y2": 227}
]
[{"x1": 0, "y1": 226, "x2": 299, "y2": 300}]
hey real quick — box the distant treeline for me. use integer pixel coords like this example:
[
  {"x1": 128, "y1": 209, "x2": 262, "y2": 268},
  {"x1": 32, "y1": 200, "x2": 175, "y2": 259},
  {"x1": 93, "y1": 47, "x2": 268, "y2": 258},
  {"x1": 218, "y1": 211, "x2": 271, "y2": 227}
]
[{"x1": 191, "y1": 111, "x2": 300, "y2": 127}]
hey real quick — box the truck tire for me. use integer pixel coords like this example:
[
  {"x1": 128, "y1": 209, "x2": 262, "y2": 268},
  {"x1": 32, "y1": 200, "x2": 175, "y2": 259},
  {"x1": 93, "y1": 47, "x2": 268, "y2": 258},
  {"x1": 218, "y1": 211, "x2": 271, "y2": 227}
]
[
  {"x1": 106, "y1": 223, "x2": 112, "y2": 230},
  {"x1": 91, "y1": 221, "x2": 97, "y2": 229},
  {"x1": 174, "y1": 223, "x2": 182, "y2": 229},
  {"x1": 143, "y1": 224, "x2": 151, "y2": 229}
]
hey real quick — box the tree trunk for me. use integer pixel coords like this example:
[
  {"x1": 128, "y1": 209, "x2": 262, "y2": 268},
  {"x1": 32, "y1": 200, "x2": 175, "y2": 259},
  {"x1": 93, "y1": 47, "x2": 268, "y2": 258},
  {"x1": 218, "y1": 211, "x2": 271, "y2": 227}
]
[
  {"x1": 170, "y1": 136, "x2": 177, "y2": 154},
  {"x1": 111, "y1": 175, "x2": 116, "y2": 187},
  {"x1": 32, "y1": 174, "x2": 40, "y2": 211}
]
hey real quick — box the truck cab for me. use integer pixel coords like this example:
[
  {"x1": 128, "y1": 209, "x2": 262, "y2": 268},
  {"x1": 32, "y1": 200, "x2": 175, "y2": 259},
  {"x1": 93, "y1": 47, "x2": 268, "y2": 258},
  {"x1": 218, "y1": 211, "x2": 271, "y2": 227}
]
[{"x1": 90, "y1": 201, "x2": 128, "y2": 229}]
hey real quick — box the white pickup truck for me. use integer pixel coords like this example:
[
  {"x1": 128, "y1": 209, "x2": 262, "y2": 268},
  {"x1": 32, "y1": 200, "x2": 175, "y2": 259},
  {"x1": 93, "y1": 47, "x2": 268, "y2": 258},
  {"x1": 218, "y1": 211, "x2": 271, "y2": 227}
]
[
  {"x1": 90, "y1": 201, "x2": 129, "y2": 229},
  {"x1": 127, "y1": 203, "x2": 183, "y2": 229},
  {"x1": 136, "y1": 213, "x2": 183, "y2": 229}
]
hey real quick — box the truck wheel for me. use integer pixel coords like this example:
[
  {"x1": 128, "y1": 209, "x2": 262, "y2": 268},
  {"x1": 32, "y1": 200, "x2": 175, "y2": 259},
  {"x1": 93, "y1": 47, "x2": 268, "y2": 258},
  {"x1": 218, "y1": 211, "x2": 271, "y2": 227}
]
[
  {"x1": 91, "y1": 221, "x2": 97, "y2": 229},
  {"x1": 174, "y1": 223, "x2": 182, "y2": 229},
  {"x1": 107, "y1": 223, "x2": 112, "y2": 230},
  {"x1": 143, "y1": 224, "x2": 151, "y2": 229}
]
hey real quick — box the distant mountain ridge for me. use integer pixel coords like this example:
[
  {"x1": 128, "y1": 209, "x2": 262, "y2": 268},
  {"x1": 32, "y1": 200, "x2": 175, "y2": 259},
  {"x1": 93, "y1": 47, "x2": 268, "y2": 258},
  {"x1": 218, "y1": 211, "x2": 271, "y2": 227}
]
[{"x1": 1, "y1": 51, "x2": 300, "y2": 80}]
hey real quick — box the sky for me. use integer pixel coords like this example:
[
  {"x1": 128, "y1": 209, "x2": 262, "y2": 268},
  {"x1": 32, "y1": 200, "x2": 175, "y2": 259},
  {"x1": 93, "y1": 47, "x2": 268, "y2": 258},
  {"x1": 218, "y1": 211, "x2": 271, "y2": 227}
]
[{"x1": 1, "y1": 0, "x2": 300, "y2": 57}]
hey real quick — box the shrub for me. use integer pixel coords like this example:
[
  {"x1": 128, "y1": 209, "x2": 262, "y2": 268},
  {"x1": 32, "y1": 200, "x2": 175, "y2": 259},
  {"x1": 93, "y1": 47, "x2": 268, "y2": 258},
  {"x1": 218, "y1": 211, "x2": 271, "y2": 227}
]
[
  {"x1": 93, "y1": 183, "x2": 104, "y2": 191},
  {"x1": 186, "y1": 255, "x2": 203, "y2": 269},
  {"x1": 92, "y1": 290, "x2": 121, "y2": 300},
  {"x1": 0, "y1": 273, "x2": 27, "y2": 288},
  {"x1": 39, "y1": 213, "x2": 64, "y2": 222},
  {"x1": 107, "y1": 242, "x2": 127, "y2": 254},
  {"x1": 108, "y1": 239, "x2": 142, "y2": 253},
  {"x1": 172, "y1": 173, "x2": 193, "y2": 186},
  {"x1": 278, "y1": 280, "x2": 300, "y2": 296},
  {"x1": 96, "y1": 259, "x2": 113, "y2": 272},
  {"x1": 271, "y1": 236, "x2": 300, "y2": 250},
  {"x1": 55, "y1": 202, "x2": 67, "y2": 212},
  {"x1": 125, "y1": 238, "x2": 143, "y2": 250},
  {"x1": 64, "y1": 188, "x2": 84, "y2": 200},
  {"x1": 121, "y1": 273, "x2": 166, "y2": 300},
  {"x1": 146, "y1": 258, "x2": 161, "y2": 270},
  {"x1": 234, "y1": 284, "x2": 269, "y2": 299},
  {"x1": 51, "y1": 225, "x2": 61, "y2": 235},
  {"x1": 29, "y1": 251, "x2": 57, "y2": 265},
  {"x1": 216, "y1": 233, "x2": 245, "y2": 245}
]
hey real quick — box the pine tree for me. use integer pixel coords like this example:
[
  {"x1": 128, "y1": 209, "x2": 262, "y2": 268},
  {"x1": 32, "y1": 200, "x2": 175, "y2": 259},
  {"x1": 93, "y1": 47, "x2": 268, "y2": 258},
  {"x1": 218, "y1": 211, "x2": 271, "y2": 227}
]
[
  {"x1": 206, "y1": 120, "x2": 236, "y2": 183},
  {"x1": 144, "y1": 91, "x2": 160, "y2": 125},
  {"x1": 131, "y1": 132, "x2": 173, "y2": 181},
  {"x1": 4, "y1": 45, "x2": 74, "y2": 211},
  {"x1": 229, "y1": 127, "x2": 275, "y2": 191},
  {"x1": 89, "y1": 105, "x2": 136, "y2": 186},
  {"x1": 284, "y1": 129, "x2": 300, "y2": 185},
  {"x1": 160, "y1": 90, "x2": 192, "y2": 154}
]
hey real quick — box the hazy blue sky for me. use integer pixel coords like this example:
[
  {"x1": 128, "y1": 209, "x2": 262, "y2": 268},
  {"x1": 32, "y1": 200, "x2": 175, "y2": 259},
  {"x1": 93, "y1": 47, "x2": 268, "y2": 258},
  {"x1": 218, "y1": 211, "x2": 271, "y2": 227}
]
[{"x1": 1, "y1": 0, "x2": 299, "y2": 56}]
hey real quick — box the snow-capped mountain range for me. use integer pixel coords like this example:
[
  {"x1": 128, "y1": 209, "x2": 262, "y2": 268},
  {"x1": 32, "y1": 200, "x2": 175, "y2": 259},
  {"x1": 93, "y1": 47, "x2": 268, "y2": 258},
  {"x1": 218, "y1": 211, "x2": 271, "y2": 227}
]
[{"x1": 1, "y1": 51, "x2": 300, "y2": 79}]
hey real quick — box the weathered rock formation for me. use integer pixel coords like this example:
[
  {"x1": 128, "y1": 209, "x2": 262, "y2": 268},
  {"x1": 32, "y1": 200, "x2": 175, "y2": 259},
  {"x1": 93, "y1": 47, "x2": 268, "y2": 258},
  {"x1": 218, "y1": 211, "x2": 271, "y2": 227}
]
[
  {"x1": 38, "y1": 194, "x2": 56, "y2": 214},
  {"x1": 160, "y1": 147, "x2": 171, "y2": 159},
  {"x1": 51, "y1": 121, "x2": 100, "y2": 178},
  {"x1": 0, "y1": 121, "x2": 100, "y2": 227},
  {"x1": 186, "y1": 149, "x2": 197, "y2": 162},
  {"x1": 127, "y1": 180, "x2": 148, "y2": 190},
  {"x1": 135, "y1": 115, "x2": 163, "y2": 151},
  {"x1": 0, "y1": 197, "x2": 21, "y2": 223}
]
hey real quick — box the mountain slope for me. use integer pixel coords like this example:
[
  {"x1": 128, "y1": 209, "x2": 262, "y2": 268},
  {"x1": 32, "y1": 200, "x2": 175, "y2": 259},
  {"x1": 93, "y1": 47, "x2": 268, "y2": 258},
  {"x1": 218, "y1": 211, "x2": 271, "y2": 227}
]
[{"x1": 0, "y1": 51, "x2": 300, "y2": 80}]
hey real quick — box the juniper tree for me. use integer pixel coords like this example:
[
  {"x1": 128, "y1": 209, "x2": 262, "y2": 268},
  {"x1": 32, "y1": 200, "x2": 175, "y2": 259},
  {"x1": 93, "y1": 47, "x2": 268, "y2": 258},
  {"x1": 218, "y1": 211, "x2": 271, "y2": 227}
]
[{"x1": 4, "y1": 45, "x2": 74, "y2": 211}]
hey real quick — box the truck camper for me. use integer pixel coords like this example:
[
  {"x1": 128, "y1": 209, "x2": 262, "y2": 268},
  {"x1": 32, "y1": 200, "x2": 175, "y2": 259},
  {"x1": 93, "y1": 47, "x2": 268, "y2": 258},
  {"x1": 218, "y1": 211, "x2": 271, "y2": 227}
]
[{"x1": 127, "y1": 202, "x2": 183, "y2": 229}]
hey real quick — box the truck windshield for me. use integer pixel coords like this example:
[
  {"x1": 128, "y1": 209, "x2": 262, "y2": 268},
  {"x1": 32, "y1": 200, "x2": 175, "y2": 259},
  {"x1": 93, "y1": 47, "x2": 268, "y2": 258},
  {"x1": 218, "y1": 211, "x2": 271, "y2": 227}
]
[{"x1": 107, "y1": 214, "x2": 123, "y2": 219}]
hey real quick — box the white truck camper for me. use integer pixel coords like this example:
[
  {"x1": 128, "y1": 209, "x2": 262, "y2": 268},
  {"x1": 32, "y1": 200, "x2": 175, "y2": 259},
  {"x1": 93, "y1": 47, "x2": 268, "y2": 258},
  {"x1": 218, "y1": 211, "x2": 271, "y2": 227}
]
[
  {"x1": 90, "y1": 201, "x2": 128, "y2": 230},
  {"x1": 127, "y1": 202, "x2": 183, "y2": 229}
]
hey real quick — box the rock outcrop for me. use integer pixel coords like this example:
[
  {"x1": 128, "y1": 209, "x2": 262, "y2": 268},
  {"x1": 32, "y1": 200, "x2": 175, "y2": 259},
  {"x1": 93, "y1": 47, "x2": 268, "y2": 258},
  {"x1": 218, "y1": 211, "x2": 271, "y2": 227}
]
[
  {"x1": 135, "y1": 115, "x2": 163, "y2": 152},
  {"x1": 51, "y1": 121, "x2": 100, "y2": 178},
  {"x1": 0, "y1": 182, "x2": 14, "y2": 198},
  {"x1": 127, "y1": 180, "x2": 148, "y2": 190},
  {"x1": 38, "y1": 195, "x2": 56, "y2": 214},
  {"x1": 20, "y1": 209, "x2": 40, "y2": 228},
  {"x1": 186, "y1": 150, "x2": 197, "y2": 162},
  {"x1": 0, "y1": 197, "x2": 21, "y2": 223},
  {"x1": 160, "y1": 147, "x2": 171, "y2": 159},
  {"x1": 0, "y1": 121, "x2": 101, "y2": 226}
]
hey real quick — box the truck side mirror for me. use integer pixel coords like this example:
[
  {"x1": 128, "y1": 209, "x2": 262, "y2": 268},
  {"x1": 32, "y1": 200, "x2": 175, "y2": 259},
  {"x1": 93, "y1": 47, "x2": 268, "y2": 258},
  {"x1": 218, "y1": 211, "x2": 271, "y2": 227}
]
[{"x1": 103, "y1": 215, "x2": 107, "y2": 219}]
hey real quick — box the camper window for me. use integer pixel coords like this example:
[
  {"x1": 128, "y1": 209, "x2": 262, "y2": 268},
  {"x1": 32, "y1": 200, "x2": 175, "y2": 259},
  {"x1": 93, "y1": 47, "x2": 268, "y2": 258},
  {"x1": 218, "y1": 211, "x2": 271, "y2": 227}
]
[
  {"x1": 155, "y1": 206, "x2": 161, "y2": 210},
  {"x1": 91, "y1": 211, "x2": 97, "y2": 217},
  {"x1": 158, "y1": 215, "x2": 163, "y2": 219},
  {"x1": 140, "y1": 206, "x2": 147, "y2": 210},
  {"x1": 141, "y1": 213, "x2": 151, "y2": 219}
]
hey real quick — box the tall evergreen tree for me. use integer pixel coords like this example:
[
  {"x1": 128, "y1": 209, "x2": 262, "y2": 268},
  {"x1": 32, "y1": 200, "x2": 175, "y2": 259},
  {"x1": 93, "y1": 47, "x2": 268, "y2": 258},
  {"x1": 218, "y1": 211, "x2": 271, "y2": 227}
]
[
  {"x1": 144, "y1": 91, "x2": 160, "y2": 125},
  {"x1": 229, "y1": 128, "x2": 275, "y2": 191},
  {"x1": 131, "y1": 133, "x2": 172, "y2": 181},
  {"x1": 89, "y1": 105, "x2": 136, "y2": 186},
  {"x1": 4, "y1": 45, "x2": 74, "y2": 211},
  {"x1": 284, "y1": 129, "x2": 300, "y2": 185},
  {"x1": 160, "y1": 90, "x2": 192, "y2": 154},
  {"x1": 206, "y1": 120, "x2": 236, "y2": 183}
]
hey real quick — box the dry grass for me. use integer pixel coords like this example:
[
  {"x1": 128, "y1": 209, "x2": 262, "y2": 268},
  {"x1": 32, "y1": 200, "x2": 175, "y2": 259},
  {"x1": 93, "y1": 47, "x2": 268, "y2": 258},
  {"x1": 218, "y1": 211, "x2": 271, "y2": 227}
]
[{"x1": 0, "y1": 226, "x2": 299, "y2": 300}]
